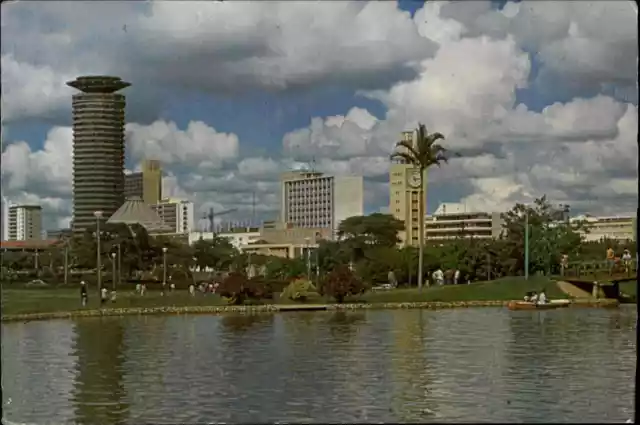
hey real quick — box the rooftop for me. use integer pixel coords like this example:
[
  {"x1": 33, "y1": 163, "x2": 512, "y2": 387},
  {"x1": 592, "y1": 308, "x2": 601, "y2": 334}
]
[
  {"x1": 107, "y1": 197, "x2": 173, "y2": 233},
  {"x1": 66, "y1": 75, "x2": 131, "y2": 93}
]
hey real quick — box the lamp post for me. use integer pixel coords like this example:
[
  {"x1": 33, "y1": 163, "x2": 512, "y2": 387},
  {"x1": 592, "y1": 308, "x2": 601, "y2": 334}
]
[
  {"x1": 304, "y1": 237, "x2": 311, "y2": 280},
  {"x1": 524, "y1": 212, "x2": 529, "y2": 281},
  {"x1": 116, "y1": 243, "x2": 121, "y2": 287},
  {"x1": 63, "y1": 243, "x2": 69, "y2": 285},
  {"x1": 111, "y1": 252, "x2": 117, "y2": 291},
  {"x1": 162, "y1": 247, "x2": 168, "y2": 295},
  {"x1": 94, "y1": 210, "x2": 103, "y2": 295}
]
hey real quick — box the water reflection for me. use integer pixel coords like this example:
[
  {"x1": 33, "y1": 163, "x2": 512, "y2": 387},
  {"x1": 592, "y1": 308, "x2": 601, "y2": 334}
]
[
  {"x1": 1, "y1": 307, "x2": 636, "y2": 424},
  {"x1": 72, "y1": 317, "x2": 129, "y2": 425}
]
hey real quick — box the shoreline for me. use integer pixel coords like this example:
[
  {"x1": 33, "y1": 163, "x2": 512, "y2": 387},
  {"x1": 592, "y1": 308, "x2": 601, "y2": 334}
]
[{"x1": 1, "y1": 298, "x2": 624, "y2": 323}]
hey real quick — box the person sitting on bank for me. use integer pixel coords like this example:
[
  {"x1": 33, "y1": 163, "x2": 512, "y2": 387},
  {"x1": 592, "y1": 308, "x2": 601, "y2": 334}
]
[
  {"x1": 524, "y1": 291, "x2": 532, "y2": 302},
  {"x1": 529, "y1": 291, "x2": 538, "y2": 304},
  {"x1": 537, "y1": 289, "x2": 547, "y2": 305}
]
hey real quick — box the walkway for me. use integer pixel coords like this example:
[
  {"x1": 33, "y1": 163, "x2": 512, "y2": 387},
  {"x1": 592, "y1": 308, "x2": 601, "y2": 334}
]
[{"x1": 556, "y1": 280, "x2": 594, "y2": 299}]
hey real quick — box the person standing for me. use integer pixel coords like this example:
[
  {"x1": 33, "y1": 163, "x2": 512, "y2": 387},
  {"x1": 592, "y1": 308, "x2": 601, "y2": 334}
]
[
  {"x1": 454, "y1": 269, "x2": 460, "y2": 285},
  {"x1": 622, "y1": 249, "x2": 632, "y2": 274},
  {"x1": 80, "y1": 281, "x2": 88, "y2": 307},
  {"x1": 100, "y1": 287, "x2": 108, "y2": 305},
  {"x1": 606, "y1": 247, "x2": 615, "y2": 275}
]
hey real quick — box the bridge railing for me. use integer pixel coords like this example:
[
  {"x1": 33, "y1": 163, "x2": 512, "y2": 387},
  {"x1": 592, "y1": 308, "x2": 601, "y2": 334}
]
[{"x1": 562, "y1": 260, "x2": 637, "y2": 280}]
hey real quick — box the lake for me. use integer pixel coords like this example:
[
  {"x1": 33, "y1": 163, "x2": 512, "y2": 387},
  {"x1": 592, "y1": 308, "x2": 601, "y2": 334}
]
[{"x1": 2, "y1": 307, "x2": 636, "y2": 424}]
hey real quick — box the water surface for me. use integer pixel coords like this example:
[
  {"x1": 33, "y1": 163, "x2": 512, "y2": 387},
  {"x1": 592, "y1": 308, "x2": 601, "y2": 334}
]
[{"x1": 2, "y1": 307, "x2": 636, "y2": 423}]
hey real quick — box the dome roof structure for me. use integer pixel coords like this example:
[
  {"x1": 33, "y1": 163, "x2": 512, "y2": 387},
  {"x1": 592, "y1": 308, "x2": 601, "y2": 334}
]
[{"x1": 107, "y1": 197, "x2": 173, "y2": 234}]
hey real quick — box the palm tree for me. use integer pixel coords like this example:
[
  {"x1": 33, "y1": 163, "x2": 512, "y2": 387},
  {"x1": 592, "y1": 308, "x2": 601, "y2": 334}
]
[{"x1": 390, "y1": 123, "x2": 451, "y2": 291}]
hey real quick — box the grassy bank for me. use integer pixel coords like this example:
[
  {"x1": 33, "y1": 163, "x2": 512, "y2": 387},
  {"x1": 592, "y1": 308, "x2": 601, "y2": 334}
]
[{"x1": 1, "y1": 276, "x2": 560, "y2": 317}]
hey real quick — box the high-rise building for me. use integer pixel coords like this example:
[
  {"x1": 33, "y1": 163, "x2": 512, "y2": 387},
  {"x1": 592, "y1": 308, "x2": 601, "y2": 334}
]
[
  {"x1": 1, "y1": 197, "x2": 9, "y2": 241},
  {"x1": 67, "y1": 75, "x2": 130, "y2": 233},
  {"x1": 389, "y1": 131, "x2": 426, "y2": 247},
  {"x1": 124, "y1": 159, "x2": 163, "y2": 205},
  {"x1": 7, "y1": 205, "x2": 42, "y2": 241},
  {"x1": 151, "y1": 198, "x2": 195, "y2": 234},
  {"x1": 280, "y1": 170, "x2": 364, "y2": 234}
]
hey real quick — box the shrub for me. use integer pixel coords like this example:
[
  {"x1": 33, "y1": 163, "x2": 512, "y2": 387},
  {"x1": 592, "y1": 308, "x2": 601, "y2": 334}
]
[
  {"x1": 324, "y1": 266, "x2": 366, "y2": 303},
  {"x1": 217, "y1": 273, "x2": 269, "y2": 305},
  {"x1": 281, "y1": 278, "x2": 319, "y2": 302}
]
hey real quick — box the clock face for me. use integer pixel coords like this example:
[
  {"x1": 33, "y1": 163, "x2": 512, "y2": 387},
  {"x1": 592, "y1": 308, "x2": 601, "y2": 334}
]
[{"x1": 408, "y1": 170, "x2": 422, "y2": 188}]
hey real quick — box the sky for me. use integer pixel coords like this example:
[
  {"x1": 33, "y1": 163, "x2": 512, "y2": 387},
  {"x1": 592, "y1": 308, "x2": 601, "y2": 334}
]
[{"x1": 0, "y1": 0, "x2": 638, "y2": 231}]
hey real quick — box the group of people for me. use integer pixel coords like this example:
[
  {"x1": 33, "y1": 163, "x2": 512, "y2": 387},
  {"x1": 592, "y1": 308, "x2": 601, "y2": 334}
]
[
  {"x1": 431, "y1": 268, "x2": 463, "y2": 286},
  {"x1": 524, "y1": 289, "x2": 547, "y2": 305},
  {"x1": 79, "y1": 281, "x2": 116, "y2": 306}
]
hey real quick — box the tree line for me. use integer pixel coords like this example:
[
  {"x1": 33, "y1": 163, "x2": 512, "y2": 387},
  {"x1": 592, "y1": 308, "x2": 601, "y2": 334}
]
[{"x1": 1, "y1": 195, "x2": 633, "y2": 286}]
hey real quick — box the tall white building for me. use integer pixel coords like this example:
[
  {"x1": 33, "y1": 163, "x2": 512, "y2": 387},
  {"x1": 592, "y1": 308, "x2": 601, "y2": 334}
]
[
  {"x1": 8, "y1": 205, "x2": 43, "y2": 241},
  {"x1": 151, "y1": 198, "x2": 195, "y2": 234},
  {"x1": 280, "y1": 170, "x2": 364, "y2": 233},
  {"x1": 1, "y1": 197, "x2": 9, "y2": 241}
]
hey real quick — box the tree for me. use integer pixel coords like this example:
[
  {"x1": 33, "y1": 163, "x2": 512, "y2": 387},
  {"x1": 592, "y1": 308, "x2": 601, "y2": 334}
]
[
  {"x1": 390, "y1": 123, "x2": 452, "y2": 290},
  {"x1": 323, "y1": 265, "x2": 366, "y2": 303},
  {"x1": 337, "y1": 213, "x2": 405, "y2": 265},
  {"x1": 501, "y1": 196, "x2": 584, "y2": 276}
]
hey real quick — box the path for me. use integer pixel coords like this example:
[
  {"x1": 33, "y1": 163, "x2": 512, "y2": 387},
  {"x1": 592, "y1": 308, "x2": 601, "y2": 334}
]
[{"x1": 556, "y1": 280, "x2": 594, "y2": 299}]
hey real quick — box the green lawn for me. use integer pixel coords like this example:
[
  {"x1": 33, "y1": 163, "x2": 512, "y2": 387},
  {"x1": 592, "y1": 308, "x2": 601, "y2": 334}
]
[
  {"x1": 353, "y1": 277, "x2": 564, "y2": 303},
  {"x1": 619, "y1": 281, "x2": 637, "y2": 297},
  {"x1": 1, "y1": 287, "x2": 228, "y2": 316},
  {"x1": 2, "y1": 276, "x2": 561, "y2": 316}
]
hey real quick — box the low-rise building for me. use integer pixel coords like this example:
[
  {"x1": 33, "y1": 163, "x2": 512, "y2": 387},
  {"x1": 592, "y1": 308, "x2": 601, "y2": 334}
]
[
  {"x1": 425, "y1": 203, "x2": 504, "y2": 241},
  {"x1": 571, "y1": 214, "x2": 636, "y2": 242},
  {"x1": 189, "y1": 227, "x2": 262, "y2": 249}
]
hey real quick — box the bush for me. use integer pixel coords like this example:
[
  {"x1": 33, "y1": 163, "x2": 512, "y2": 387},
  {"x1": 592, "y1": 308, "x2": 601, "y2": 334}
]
[
  {"x1": 281, "y1": 278, "x2": 319, "y2": 302},
  {"x1": 217, "y1": 272, "x2": 269, "y2": 305},
  {"x1": 323, "y1": 266, "x2": 366, "y2": 303}
]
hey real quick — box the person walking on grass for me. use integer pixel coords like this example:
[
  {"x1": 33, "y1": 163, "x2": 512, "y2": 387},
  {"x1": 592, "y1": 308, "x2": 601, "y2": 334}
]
[
  {"x1": 80, "y1": 281, "x2": 88, "y2": 307},
  {"x1": 100, "y1": 287, "x2": 108, "y2": 305}
]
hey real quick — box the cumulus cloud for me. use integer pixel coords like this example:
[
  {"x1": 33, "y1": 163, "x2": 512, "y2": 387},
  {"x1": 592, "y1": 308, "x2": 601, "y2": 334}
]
[
  {"x1": 126, "y1": 120, "x2": 239, "y2": 168},
  {"x1": 1, "y1": 0, "x2": 434, "y2": 123},
  {"x1": 1, "y1": 0, "x2": 637, "y2": 228}
]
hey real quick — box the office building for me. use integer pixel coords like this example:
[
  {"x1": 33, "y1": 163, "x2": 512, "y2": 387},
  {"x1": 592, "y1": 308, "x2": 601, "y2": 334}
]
[
  {"x1": 425, "y1": 203, "x2": 504, "y2": 241},
  {"x1": 67, "y1": 75, "x2": 130, "y2": 233},
  {"x1": 389, "y1": 130, "x2": 426, "y2": 247},
  {"x1": 124, "y1": 159, "x2": 163, "y2": 205},
  {"x1": 280, "y1": 170, "x2": 363, "y2": 233},
  {"x1": 571, "y1": 214, "x2": 636, "y2": 242},
  {"x1": 151, "y1": 198, "x2": 195, "y2": 234},
  {"x1": 7, "y1": 205, "x2": 43, "y2": 241},
  {"x1": 1, "y1": 197, "x2": 9, "y2": 241}
]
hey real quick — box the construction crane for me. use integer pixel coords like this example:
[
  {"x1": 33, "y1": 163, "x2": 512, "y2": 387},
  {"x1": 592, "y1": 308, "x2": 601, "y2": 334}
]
[{"x1": 207, "y1": 207, "x2": 237, "y2": 234}]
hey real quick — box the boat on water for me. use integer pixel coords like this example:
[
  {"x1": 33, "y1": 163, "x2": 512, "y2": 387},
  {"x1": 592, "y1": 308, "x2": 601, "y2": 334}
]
[{"x1": 507, "y1": 300, "x2": 571, "y2": 311}]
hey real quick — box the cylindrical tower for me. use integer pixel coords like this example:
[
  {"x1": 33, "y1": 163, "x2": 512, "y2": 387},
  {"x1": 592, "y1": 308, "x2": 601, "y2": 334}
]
[{"x1": 67, "y1": 76, "x2": 130, "y2": 233}]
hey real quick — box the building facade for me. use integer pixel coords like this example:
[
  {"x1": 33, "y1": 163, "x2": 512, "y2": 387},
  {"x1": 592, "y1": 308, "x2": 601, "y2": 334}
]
[
  {"x1": 124, "y1": 159, "x2": 163, "y2": 204},
  {"x1": 67, "y1": 75, "x2": 130, "y2": 233},
  {"x1": 280, "y1": 170, "x2": 363, "y2": 234},
  {"x1": 152, "y1": 198, "x2": 195, "y2": 234},
  {"x1": 7, "y1": 205, "x2": 43, "y2": 241},
  {"x1": 425, "y1": 203, "x2": 504, "y2": 241},
  {"x1": 572, "y1": 215, "x2": 636, "y2": 242},
  {"x1": 389, "y1": 131, "x2": 426, "y2": 247}
]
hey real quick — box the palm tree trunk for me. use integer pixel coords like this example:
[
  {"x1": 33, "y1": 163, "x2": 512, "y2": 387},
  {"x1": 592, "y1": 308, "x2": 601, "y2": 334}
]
[{"x1": 418, "y1": 174, "x2": 425, "y2": 291}]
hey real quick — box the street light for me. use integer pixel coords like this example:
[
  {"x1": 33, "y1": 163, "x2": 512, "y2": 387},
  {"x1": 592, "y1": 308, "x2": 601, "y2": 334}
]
[
  {"x1": 94, "y1": 210, "x2": 103, "y2": 296},
  {"x1": 304, "y1": 237, "x2": 311, "y2": 280},
  {"x1": 111, "y1": 252, "x2": 117, "y2": 291},
  {"x1": 162, "y1": 247, "x2": 168, "y2": 294}
]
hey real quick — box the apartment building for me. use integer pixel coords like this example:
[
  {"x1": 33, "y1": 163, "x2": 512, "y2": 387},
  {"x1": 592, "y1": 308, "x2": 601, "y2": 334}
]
[
  {"x1": 425, "y1": 203, "x2": 504, "y2": 241},
  {"x1": 280, "y1": 170, "x2": 363, "y2": 234},
  {"x1": 389, "y1": 130, "x2": 426, "y2": 247},
  {"x1": 7, "y1": 205, "x2": 43, "y2": 241},
  {"x1": 124, "y1": 159, "x2": 163, "y2": 205},
  {"x1": 571, "y1": 214, "x2": 636, "y2": 242},
  {"x1": 151, "y1": 198, "x2": 195, "y2": 234}
]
